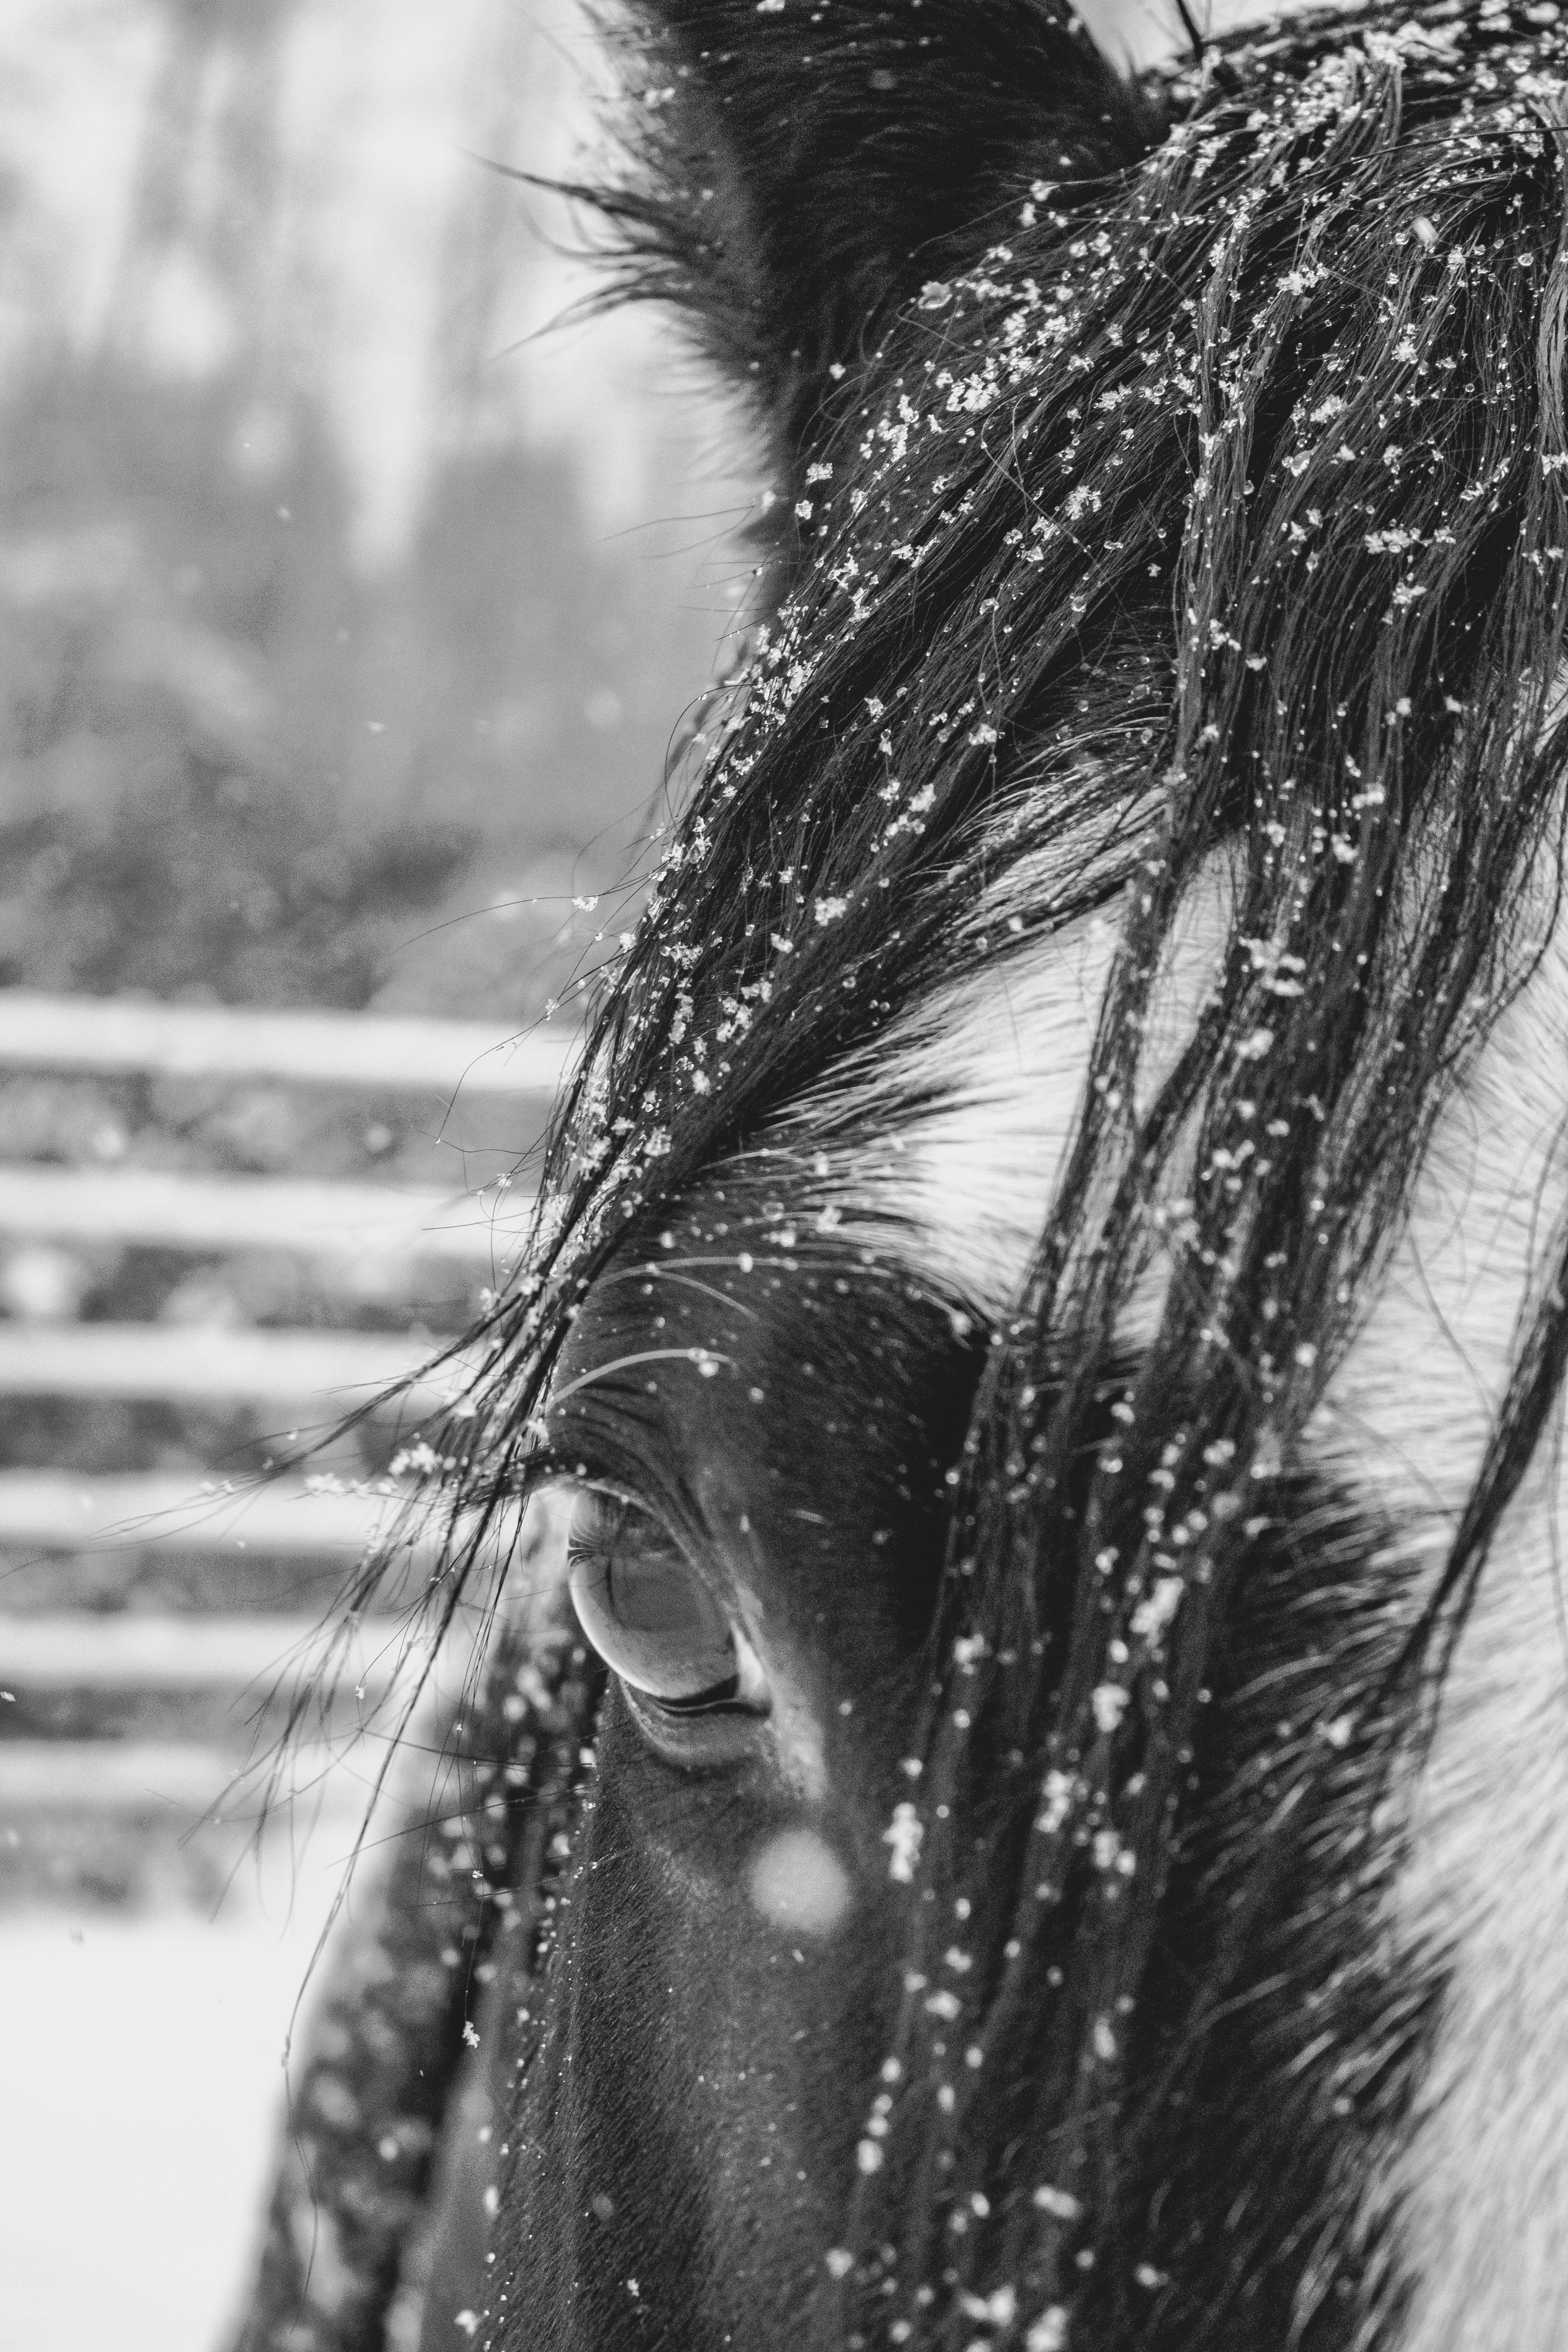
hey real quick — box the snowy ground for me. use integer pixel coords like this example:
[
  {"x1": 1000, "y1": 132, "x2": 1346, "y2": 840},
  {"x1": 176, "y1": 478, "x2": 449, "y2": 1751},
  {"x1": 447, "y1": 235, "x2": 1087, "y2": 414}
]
[{"x1": 0, "y1": 1804, "x2": 364, "y2": 2352}]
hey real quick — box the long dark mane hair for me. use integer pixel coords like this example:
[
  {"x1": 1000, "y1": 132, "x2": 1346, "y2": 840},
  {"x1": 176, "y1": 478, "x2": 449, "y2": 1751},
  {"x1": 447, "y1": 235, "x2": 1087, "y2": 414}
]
[{"x1": 366, "y1": 3, "x2": 1568, "y2": 2341}]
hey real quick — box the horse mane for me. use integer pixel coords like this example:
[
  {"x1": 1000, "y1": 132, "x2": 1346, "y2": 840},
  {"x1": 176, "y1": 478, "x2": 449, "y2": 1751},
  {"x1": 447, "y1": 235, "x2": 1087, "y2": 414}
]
[{"x1": 369, "y1": 2, "x2": 1568, "y2": 2341}]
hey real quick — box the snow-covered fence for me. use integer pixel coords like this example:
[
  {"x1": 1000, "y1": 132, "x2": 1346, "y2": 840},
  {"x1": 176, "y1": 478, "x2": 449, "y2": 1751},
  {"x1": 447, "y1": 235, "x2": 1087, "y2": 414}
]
[{"x1": 0, "y1": 993, "x2": 565, "y2": 1879}]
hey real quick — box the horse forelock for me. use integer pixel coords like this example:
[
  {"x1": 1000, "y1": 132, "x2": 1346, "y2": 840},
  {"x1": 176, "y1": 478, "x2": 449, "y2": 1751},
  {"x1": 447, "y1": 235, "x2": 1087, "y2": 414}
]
[{"x1": 388, "y1": 6, "x2": 1568, "y2": 2344}]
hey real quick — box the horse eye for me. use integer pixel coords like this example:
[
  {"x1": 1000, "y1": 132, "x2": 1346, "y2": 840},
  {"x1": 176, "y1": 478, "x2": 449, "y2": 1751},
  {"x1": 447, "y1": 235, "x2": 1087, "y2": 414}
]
[{"x1": 566, "y1": 1493, "x2": 768, "y2": 1715}]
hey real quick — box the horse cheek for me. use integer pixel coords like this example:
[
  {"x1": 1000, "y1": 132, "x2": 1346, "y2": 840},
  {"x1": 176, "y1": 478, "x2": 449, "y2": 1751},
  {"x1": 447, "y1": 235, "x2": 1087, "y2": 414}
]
[{"x1": 488, "y1": 1731, "x2": 894, "y2": 2347}]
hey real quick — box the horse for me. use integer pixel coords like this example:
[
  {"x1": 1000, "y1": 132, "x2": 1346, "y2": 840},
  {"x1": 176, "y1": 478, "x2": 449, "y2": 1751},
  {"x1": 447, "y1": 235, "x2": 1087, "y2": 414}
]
[{"x1": 236, "y1": 2, "x2": 1568, "y2": 2347}]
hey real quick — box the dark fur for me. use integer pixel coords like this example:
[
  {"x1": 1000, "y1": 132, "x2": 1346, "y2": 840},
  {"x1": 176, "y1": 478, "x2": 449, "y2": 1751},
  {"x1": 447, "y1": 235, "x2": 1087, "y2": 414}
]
[
  {"x1": 580, "y1": 0, "x2": 1160, "y2": 472},
  {"x1": 243, "y1": 3, "x2": 1568, "y2": 2345}
]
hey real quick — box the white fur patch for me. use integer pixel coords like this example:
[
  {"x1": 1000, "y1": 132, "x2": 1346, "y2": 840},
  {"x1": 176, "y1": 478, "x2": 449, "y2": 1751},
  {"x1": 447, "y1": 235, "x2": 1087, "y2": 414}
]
[
  {"x1": 826, "y1": 906, "x2": 1117, "y2": 1312},
  {"x1": 1331, "y1": 906, "x2": 1568, "y2": 2351},
  {"x1": 790, "y1": 850, "x2": 1568, "y2": 2341},
  {"x1": 792, "y1": 864, "x2": 1232, "y2": 1318}
]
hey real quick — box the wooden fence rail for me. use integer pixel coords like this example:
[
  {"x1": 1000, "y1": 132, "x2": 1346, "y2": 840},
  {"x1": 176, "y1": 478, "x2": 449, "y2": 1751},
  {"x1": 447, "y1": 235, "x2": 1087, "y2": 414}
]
[
  {"x1": 0, "y1": 1612, "x2": 408, "y2": 1691},
  {"x1": 0, "y1": 1323, "x2": 455, "y2": 1411},
  {"x1": 0, "y1": 990, "x2": 560, "y2": 1875},
  {"x1": 0, "y1": 990, "x2": 575, "y2": 1097},
  {"x1": 0, "y1": 1471, "x2": 424, "y2": 1555},
  {"x1": 0, "y1": 1742, "x2": 272, "y2": 1813},
  {"x1": 0, "y1": 1166, "x2": 533, "y2": 1264}
]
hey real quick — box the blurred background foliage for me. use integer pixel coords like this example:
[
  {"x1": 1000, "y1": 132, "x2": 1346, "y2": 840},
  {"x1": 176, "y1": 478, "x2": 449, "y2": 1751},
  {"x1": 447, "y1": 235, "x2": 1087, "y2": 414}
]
[
  {"x1": 0, "y1": 0, "x2": 749, "y2": 1027},
  {"x1": 0, "y1": 0, "x2": 756, "y2": 1480}
]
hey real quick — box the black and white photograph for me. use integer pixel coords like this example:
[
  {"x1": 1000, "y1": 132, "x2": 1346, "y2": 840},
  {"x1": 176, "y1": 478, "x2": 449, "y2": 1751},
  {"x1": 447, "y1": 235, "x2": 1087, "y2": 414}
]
[{"x1": 4, "y1": 2, "x2": 1568, "y2": 2348}]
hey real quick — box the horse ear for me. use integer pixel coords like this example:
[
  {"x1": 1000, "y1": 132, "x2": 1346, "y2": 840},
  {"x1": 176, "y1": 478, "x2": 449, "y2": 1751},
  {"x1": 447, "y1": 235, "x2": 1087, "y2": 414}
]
[{"x1": 603, "y1": 0, "x2": 1158, "y2": 469}]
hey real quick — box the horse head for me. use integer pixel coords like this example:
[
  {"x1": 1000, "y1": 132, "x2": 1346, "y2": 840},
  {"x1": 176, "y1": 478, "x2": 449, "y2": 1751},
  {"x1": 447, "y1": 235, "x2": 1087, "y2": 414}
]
[{"x1": 244, "y1": 5, "x2": 1568, "y2": 2347}]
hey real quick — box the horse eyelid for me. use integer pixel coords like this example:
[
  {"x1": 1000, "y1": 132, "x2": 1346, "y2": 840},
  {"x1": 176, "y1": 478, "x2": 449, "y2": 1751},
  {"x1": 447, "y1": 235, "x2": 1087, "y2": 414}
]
[
  {"x1": 567, "y1": 1501, "x2": 770, "y2": 1719},
  {"x1": 566, "y1": 1489, "x2": 687, "y2": 1571}
]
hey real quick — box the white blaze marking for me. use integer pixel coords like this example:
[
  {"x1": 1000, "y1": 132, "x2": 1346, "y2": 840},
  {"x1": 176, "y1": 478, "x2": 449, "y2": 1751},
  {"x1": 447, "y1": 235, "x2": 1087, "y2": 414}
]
[{"x1": 785, "y1": 862, "x2": 1230, "y2": 1319}]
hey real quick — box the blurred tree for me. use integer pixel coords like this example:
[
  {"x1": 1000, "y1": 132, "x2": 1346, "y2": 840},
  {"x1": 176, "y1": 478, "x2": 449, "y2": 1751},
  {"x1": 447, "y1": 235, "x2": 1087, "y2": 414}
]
[{"x1": 0, "y1": 0, "x2": 745, "y2": 1021}]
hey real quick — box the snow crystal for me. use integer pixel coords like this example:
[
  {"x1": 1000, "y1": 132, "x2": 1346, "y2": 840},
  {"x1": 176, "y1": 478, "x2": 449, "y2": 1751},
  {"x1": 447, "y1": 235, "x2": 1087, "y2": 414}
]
[
  {"x1": 1033, "y1": 2184, "x2": 1083, "y2": 2221},
  {"x1": 1091, "y1": 1683, "x2": 1129, "y2": 1735},
  {"x1": 884, "y1": 1799, "x2": 924, "y2": 1882}
]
